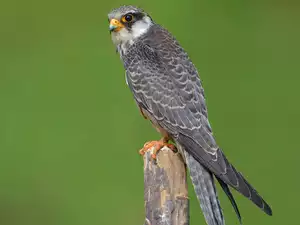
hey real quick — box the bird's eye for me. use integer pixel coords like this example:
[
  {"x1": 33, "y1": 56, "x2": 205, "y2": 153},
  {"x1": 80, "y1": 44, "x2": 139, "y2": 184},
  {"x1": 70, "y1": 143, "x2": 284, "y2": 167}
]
[{"x1": 123, "y1": 14, "x2": 133, "y2": 22}]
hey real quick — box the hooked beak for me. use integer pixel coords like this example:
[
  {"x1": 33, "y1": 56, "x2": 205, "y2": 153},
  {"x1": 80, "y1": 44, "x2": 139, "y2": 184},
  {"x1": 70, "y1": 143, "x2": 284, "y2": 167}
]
[{"x1": 109, "y1": 19, "x2": 124, "y2": 32}]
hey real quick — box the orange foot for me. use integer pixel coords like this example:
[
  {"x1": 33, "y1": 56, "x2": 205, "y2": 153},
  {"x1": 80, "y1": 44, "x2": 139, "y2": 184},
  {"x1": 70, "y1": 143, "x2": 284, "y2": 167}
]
[{"x1": 139, "y1": 137, "x2": 176, "y2": 159}]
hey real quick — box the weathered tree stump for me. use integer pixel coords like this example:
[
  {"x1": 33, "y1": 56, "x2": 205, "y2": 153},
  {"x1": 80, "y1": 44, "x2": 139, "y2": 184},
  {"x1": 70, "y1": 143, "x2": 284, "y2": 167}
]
[{"x1": 142, "y1": 146, "x2": 189, "y2": 225}]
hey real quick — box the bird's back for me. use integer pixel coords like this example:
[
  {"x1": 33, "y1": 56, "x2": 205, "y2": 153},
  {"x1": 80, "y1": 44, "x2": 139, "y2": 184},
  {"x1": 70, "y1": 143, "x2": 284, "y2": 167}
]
[{"x1": 123, "y1": 23, "x2": 272, "y2": 218}]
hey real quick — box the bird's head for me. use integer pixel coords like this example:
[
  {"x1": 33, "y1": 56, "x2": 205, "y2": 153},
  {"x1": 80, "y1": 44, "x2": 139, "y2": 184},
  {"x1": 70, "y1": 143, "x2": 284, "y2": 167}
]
[{"x1": 108, "y1": 5, "x2": 153, "y2": 47}]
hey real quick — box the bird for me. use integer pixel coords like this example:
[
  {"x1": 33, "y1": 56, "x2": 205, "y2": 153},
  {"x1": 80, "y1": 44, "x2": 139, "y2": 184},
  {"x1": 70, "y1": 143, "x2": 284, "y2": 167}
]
[{"x1": 107, "y1": 5, "x2": 272, "y2": 225}]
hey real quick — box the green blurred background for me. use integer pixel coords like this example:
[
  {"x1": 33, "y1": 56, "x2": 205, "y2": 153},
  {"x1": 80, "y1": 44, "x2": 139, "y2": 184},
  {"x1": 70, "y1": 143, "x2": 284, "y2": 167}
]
[{"x1": 1, "y1": 0, "x2": 299, "y2": 224}]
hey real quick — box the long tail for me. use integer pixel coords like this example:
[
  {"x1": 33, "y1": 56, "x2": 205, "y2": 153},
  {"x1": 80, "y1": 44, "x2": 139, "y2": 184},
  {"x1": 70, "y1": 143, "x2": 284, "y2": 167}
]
[
  {"x1": 184, "y1": 151, "x2": 225, "y2": 225},
  {"x1": 216, "y1": 177, "x2": 242, "y2": 225},
  {"x1": 177, "y1": 133, "x2": 272, "y2": 216}
]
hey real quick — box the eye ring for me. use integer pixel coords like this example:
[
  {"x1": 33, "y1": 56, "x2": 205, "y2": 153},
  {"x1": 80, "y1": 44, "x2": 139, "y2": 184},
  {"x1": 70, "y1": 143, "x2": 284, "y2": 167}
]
[{"x1": 123, "y1": 14, "x2": 133, "y2": 22}]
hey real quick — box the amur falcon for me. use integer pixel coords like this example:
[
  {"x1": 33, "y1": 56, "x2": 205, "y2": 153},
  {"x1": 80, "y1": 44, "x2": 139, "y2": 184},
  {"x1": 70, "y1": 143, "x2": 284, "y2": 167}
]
[{"x1": 107, "y1": 5, "x2": 272, "y2": 225}]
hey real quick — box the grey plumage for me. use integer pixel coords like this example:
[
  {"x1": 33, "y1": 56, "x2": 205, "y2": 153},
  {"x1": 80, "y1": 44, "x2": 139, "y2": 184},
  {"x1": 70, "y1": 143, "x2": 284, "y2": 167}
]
[
  {"x1": 181, "y1": 146, "x2": 225, "y2": 225},
  {"x1": 216, "y1": 177, "x2": 242, "y2": 225},
  {"x1": 108, "y1": 5, "x2": 272, "y2": 224}
]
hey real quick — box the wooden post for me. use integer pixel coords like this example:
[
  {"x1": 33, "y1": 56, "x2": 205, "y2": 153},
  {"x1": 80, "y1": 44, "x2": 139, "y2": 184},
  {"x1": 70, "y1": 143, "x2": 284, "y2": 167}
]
[{"x1": 143, "y1": 146, "x2": 189, "y2": 225}]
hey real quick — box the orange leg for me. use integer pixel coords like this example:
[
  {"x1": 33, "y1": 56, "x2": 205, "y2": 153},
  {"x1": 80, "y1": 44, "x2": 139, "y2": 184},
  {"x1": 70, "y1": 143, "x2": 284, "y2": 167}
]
[{"x1": 139, "y1": 137, "x2": 176, "y2": 159}]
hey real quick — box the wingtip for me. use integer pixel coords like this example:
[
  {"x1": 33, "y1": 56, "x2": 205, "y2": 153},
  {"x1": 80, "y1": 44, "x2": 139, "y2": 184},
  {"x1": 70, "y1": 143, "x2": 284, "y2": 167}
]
[
  {"x1": 264, "y1": 204, "x2": 273, "y2": 216},
  {"x1": 216, "y1": 177, "x2": 243, "y2": 224}
]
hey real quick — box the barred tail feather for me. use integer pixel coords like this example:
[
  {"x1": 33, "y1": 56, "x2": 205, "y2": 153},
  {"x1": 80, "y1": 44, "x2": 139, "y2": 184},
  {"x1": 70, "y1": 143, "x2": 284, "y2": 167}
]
[{"x1": 184, "y1": 151, "x2": 225, "y2": 225}]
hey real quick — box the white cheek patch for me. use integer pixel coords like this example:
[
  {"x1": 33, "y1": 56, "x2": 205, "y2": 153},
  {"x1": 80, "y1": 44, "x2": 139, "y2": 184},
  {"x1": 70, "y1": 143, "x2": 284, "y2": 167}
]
[
  {"x1": 131, "y1": 17, "x2": 152, "y2": 38},
  {"x1": 110, "y1": 16, "x2": 153, "y2": 53}
]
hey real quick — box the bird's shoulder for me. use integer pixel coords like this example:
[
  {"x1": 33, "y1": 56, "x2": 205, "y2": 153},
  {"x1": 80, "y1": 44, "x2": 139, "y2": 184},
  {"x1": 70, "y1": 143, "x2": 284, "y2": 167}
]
[
  {"x1": 125, "y1": 24, "x2": 201, "y2": 82},
  {"x1": 134, "y1": 24, "x2": 192, "y2": 64}
]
